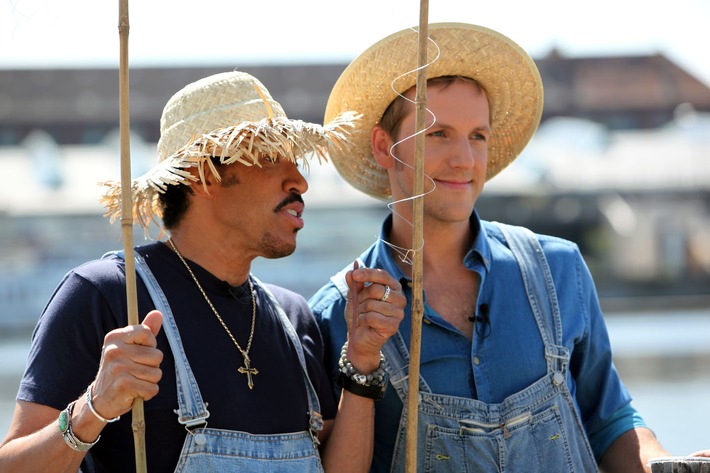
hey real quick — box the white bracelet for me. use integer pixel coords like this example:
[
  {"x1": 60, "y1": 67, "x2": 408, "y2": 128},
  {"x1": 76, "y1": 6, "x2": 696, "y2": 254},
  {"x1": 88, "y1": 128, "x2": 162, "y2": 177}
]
[{"x1": 85, "y1": 383, "x2": 121, "y2": 423}]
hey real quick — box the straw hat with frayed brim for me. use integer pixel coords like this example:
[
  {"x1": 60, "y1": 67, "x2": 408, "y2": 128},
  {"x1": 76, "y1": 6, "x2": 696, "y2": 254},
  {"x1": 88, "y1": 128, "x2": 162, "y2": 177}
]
[
  {"x1": 101, "y1": 71, "x2": 359, "y2": 229},
  {"x1": 324, "y1": 22, "x2": 544, "y2": 201}
]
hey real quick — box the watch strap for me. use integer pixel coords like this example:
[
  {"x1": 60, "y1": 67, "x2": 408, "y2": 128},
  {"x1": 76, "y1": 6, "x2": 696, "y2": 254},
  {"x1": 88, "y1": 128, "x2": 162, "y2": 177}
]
[{"x1": 338, "y1": 372, "x2": 388, "y2": 400}]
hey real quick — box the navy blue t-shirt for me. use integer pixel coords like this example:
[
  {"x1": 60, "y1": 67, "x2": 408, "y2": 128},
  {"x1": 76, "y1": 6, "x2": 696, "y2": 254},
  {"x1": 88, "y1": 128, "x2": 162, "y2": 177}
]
[{"x1": 17, "y1": 242, "x2": 337, "y2": 472}]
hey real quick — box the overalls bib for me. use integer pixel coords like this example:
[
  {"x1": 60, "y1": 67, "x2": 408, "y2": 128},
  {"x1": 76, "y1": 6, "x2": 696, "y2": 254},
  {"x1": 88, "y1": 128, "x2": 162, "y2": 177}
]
[
  {"x1": 384, "y1": 224, "x2": 599, "y2": 472},
  {"x1": 117, "y1": 251, "x2": 325, "y2": 473}
]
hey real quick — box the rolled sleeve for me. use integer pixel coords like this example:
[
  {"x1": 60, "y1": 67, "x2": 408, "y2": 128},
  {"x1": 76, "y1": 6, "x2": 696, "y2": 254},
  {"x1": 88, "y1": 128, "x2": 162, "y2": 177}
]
[{"x1": 587, "y1": 404, "x2": 647, "y2": 461}]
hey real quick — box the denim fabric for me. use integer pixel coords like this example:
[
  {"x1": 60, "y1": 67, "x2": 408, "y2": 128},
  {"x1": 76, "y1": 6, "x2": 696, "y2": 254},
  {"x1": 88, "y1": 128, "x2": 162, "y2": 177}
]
[
  {"x1": 309, "y1": 213, "x2": 643, "y2": 472},
  {"x1": 384, "y1": 223, "x2": 597, "y2": 472},
  {"x1": 128, "y1": 252, "x2": 324, "y2": 473},
  {"x1": 174, "y1": 429, "x2": 323, "y2": 473}
]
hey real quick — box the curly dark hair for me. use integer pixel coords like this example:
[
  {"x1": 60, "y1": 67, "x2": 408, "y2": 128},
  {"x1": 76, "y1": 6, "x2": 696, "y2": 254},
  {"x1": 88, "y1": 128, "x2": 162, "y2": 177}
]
[
  {"x1": 157, "y1": 183, "x2": 193, "y2": 230},
  {"x1": 158, "y1": 157, "x2": 226, "y2": 229}
]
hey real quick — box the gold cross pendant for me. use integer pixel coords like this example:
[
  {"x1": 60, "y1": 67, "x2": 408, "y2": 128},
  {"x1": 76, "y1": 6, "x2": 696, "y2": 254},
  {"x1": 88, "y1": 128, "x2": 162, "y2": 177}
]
[{"x1": 237, "y1": 356, "x2": 259, "y2": 390}]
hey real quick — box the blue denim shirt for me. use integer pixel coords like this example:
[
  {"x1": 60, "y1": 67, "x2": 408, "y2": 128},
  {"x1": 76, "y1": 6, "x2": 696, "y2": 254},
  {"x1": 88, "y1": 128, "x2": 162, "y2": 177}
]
[{"x1": 309, "y1": 212, "x2": 646, "y2": 472}]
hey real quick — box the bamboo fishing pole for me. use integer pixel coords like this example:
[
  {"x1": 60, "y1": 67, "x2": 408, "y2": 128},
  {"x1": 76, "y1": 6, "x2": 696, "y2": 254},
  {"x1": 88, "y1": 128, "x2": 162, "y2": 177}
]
[
  {"x1": 405, "y1": 1, "x2": 429, "y2": 471},
  {"x1": 118, "y1": 1, "x2": 148, "y2": 471}
]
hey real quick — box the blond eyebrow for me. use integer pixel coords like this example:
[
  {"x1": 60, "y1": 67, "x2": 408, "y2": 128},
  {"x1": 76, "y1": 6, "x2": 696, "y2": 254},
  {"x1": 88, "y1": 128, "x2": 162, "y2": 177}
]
[
  {"x1": 432, "y1": 121, "x2": 491, "y2": 135},
  {"x1": 472, "y1": 125, "x2": 492, "y2": 134}
]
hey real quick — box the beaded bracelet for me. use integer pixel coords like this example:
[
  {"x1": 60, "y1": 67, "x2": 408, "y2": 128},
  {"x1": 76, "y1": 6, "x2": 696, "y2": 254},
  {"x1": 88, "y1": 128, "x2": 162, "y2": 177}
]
[
  {"x1": 338, "y1": 341, "x2": 387, "y2": 386},
  {"x1": 338, "y1": 341, "x2": 388, "y2": 400},
  {"x1": 86, "y1": 383, "x2": 121, "y2": 423}
]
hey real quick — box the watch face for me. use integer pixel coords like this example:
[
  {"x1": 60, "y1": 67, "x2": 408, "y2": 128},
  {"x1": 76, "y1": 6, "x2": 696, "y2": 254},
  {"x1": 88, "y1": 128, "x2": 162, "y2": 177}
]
[{"x1": 58, "y1": 409, "x2": 69, "y2": 433}]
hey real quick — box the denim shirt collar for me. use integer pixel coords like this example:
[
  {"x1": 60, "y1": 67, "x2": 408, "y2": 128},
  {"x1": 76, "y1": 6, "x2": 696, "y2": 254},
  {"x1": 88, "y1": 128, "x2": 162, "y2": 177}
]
[
  {"x1": 371, "y1": 214, "x2": 409, "y2": 284},
  {"x1": 465, "y1": 210, "x2": 492, "y2": 274},
  {"x1": 372, "y1": 210, "x2": 492, "y2": 284}
]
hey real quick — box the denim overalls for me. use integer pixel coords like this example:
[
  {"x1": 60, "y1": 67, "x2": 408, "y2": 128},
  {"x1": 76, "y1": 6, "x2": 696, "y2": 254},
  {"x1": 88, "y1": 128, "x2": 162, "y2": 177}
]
[
  {"x1": 118, "y1": 251, "x2": 325, "y2": 473},
  {"x1": 383, "y1": 224, "x2": 599, "y2": 472}
]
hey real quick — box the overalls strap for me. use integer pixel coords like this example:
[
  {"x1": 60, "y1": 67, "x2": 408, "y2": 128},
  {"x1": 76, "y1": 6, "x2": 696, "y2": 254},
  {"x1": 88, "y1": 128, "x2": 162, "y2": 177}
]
[
  {"x1": 106, "y1": 250, "x2": 211, "y2": 428},
  {"x1": 252, "y1": 276, "x2": 324, "y2": 443},
  {"x1": 495, "y1": 223, "x2": 570, "y2": 379}
]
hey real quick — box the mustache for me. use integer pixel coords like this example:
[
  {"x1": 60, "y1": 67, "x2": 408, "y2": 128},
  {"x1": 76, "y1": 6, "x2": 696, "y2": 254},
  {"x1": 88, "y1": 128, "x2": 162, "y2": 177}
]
[{"x1": 273, "y1": 193, "x2": 304, "y2": 213}]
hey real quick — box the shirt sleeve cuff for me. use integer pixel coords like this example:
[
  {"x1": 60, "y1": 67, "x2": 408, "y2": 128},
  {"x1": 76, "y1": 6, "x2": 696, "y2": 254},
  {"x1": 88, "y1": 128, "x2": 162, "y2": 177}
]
[{"x1": 588, "y1": 404, "x2": 648, "y2": 461}]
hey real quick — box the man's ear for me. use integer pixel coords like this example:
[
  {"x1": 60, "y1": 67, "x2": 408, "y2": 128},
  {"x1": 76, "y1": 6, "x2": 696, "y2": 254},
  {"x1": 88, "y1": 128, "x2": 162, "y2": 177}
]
[
  {"x1": 189, "y1": 165, "x2": 220, "y2": 198},
  {"x1": 372, "y1": 126, "x2": 395, "y2": 169}
]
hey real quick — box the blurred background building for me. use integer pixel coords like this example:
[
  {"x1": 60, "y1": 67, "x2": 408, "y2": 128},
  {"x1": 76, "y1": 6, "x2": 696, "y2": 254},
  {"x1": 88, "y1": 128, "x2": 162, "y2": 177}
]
[{"x1": 2, "y1": 50, "x2": 709, "y2": 333}]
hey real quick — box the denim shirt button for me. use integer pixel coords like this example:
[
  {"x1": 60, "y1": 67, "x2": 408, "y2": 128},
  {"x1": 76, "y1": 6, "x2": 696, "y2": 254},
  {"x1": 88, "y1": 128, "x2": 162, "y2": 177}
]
[{"x1": 473, "y1": 356, "x2": 481, "y2": 366}]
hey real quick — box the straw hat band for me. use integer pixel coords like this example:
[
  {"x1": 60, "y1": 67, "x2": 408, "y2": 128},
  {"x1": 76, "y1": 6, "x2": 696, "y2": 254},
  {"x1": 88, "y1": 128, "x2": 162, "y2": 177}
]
[{"x1": 324, "y1": 23, "x2": 544, "y2": 201}]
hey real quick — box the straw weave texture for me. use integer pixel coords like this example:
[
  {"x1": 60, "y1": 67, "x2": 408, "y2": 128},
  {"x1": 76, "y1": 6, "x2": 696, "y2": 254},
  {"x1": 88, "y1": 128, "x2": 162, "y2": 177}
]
[
  {"x1": 158, "y1": 72, "x2": 286, "y2": 161},
  {"x1": 325, "y1": 23, "x2": 544, "y2": 201}
]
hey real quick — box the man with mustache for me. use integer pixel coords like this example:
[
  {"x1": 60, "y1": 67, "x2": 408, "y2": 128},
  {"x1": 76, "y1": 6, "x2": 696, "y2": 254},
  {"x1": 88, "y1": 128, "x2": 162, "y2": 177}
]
[{"x1": 0, "y1": 71, "x2": 405, "y2": 472}]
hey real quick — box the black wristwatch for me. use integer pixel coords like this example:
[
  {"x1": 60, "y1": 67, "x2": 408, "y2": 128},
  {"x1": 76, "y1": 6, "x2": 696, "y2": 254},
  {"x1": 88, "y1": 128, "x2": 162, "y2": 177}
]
[{"x1": 338, "y1": 372, "x2": 388, "y2": 400}]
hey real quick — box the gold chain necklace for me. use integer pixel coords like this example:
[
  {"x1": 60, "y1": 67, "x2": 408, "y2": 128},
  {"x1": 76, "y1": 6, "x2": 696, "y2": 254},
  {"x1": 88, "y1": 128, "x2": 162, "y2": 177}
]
[{"x1": 168, "y1": 238, "x2": 259, "y2": 389}]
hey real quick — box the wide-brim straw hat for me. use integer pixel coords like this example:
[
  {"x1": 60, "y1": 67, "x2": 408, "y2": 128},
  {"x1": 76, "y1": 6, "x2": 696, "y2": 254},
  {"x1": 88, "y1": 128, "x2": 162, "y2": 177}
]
[
  {"x1": 324, "y1": 22, "x2": 544, "y2": 201},
  {"x1": 101, "y1": 71, "x2": 358, "y2": 228}
]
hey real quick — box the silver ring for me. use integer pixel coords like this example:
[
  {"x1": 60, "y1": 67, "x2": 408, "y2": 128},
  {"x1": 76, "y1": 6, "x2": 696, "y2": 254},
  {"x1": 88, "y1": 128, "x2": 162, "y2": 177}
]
[{"x1": 380, "y1": 285, "x2": 391, "y2": 302}]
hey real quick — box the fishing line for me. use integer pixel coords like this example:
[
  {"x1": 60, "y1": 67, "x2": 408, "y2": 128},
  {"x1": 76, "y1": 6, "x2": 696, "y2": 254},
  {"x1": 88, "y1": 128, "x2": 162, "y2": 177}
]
[{"x1": 379, "y1": 28, "x2": 442, "y2": 266}]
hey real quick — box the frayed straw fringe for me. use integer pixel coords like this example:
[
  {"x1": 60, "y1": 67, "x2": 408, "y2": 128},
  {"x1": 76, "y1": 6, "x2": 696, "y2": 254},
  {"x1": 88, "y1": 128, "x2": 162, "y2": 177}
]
[{"x1": 99, "y1": 111, "x2": 361, "y2": 230}]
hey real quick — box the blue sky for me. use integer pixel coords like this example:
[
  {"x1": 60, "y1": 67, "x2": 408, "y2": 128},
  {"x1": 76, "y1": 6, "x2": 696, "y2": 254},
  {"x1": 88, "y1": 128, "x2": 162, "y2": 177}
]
[{"x1": 2, "y1": 0, "x2": 710, "y2": 86}]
